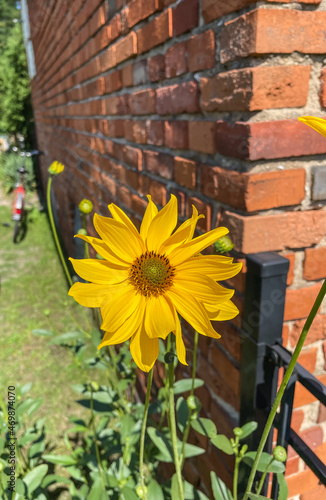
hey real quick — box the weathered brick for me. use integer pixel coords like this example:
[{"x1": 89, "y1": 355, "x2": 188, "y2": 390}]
[
  {"x1": 220, "y1": 9, "x2": 326, "y2": 63},
  {"x1": 188, "y1": 30, "x2": 215, "y2": 72},
  {"x1": 121, "y1": 63, "x2": 133, "y2": 87},
  {"x1": 165, "y1": 42, "x2": 188, "y2": 78},
  {"x1": 319, "y1": 66, "x2": 326, "y2": 108},
  {"x1": 282, "y1": 252, "x2": 295, "y2": 286},
  {"x1": 164, "y1": 121, "x2": 188, "y2": 149},
  {"x1": 156, "y1": 81, "x2": 199, "y2": 115},
  {"x1": 148, "y1": 54, "x2": 165, "y2": 82},
  {"x1": 123, "y1": 0, "x2": 159, "y2": 29},
  {"x1": 114, "y1": 31, "x2": 137, "y2": 64},
  {"x1": 173, "y1": 0, "x2": 199, "y2": 36},
  {"x1": 304, "y1": 247, "x2": 326, "y2": 281},
  {"x1": 284, "y1": 284, "x2": 322, "y2": 322},
  {"x1": 201, "y1": 66, "x2": 310, "y2": 112},
  {"x1": 216, "y1": 119, "x2": 326, "y2": 160},
  {"x1": 143, "y1": 150, "x2": 174, "y2": 179},
  {"x1": 290, "y1": 315, "x2": 326, "y2": 347},
  {"x1": 129, "y1": 89, "x2": 156, "y2": 115},
  {"x1": 312, "y1": 165, "x2": 326, "y2": 201},
  {"x1": 122, "y1": 145, "x2": 142, "y2": 170},
  {"x1": 146, "y1": 120, "x2": 164, "y2": 146},
  {"x1": 133, "y1": 60, "x2": 147, "y2": 85},
  {"x1": 149, "y1": 180, "x2": 167, "y2": 205},
  {"x1": 221, "y1": 210, "x2": 326, "y2": 254},
  {"x1": 187, "y1": 197, "x2": 212, "y2": 232},
  {"x1": 188, "y1": 121, "x2": 216, "y2": 154},
  {"x1": 137, "y1": 9, "x2": 172, "y2": 54},
  {"x1": 297, "y1": 346, "x2": 318, "y2": 374},
  {"x1": 174, "y1": 156, "x2": 197, "y2": 189},
  {"x1": 104, "y1": 70, "x2": 122, "y2": 93}
]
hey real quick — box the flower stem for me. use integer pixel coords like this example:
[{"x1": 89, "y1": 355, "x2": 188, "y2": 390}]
[
  {"x1": 255, "y1": 457, "x2": 274, "y2": 496},
  {"x1": 81, "y1": 213, "x2": 90, "y2": 259},
  {"x1": 244, "y1": 279, "x2": 326, "y2": 500},
  {"x1": 180, "y1": 330, "x2": 198, "y2": 468},
  {"x1": 46, "y1": 176, "x2": 73, "y2": 287},
  {"x1": 168, "y1": 360, "x2": 184, "y2": 499},
  {"x1": 139, "y1": 367, "x2": 154, "y2": 500},
  {"x1": 90, "y1": 387, "x2": 106, "y2": 491},
  {"x1": 233, "y1": 455, "x2": 240, "y2": 500}
]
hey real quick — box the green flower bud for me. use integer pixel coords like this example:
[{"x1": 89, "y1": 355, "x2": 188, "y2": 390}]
[
  {"x1": 43, "y1": 309, "x2": 50, "y2": 317},
  {"x1": 240, "y1": 444, "x2": 248, "y2": 457},
  {"x1": 213, "y1": 236, "x2": 234, "y2": 254},
  {"x1": 79, "y1": 198, "x2": 93, "y2": 214},
  {"x1": 164, "y1": 351, "x2": 175, "y2": 364},
  {"x1": 136, "y1": 485, "x2": 147, "y2": 498},
  {"x1": 273, "y1": 446, "x2": 287, "y2": 462},
  {"x1": 78, "y1": 228, "x2": 87, "y2": 235},
  {"x1": 186, "y1": 395, "x2": 201, "y2": 412},
  {"x1": 89, "y1": 381, "x2": 100, "y2": 392},
  {"x1": 233, "y1": 427, "x2": 243, "y2": 437}
]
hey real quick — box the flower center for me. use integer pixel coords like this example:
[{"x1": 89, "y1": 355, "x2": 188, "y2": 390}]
[{"x1": 129, "y1": 251, "x2": 175, "y2": 297}]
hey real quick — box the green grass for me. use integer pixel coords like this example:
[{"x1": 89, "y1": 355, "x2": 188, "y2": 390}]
[{"x1": 0, "y1": 194, "x2": 99, "y2": 445}]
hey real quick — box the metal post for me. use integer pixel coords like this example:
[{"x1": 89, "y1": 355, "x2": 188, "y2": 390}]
[{"x1": 239, "y1": 252, "x2": 289, "y2": 493}]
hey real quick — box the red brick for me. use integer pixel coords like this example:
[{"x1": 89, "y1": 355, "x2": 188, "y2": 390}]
[
  {"x1": 291, "y1": 409, "x2": 304, "y2": 433},
  {"x1": 148, "y1": 54, "x2": 165, "y2": 82},
  {"x1": 164, "y1": 121, "x2": 188, "y2": 149},
  {"x1": 174, "y1": 157, "x2": 196, "y2": 189},
  {"x1": 210, "y1": 345, "x2": 240, "y2": 394},
  {"x1": 123, "y1": 0, "x2": 159, "y2": 29},
  {"x1": 319, "y1": 66, "x2": 326, "y2": 108},
  {"x1": 173, "y1": 0, "x2": 199, "y2": 36},
  {"x1": 137, "y1": 9, "x2": 172, "y2": 54},
  {"x1": 201, "y1": 66, "x2": 310, "y2": 112},
  {"x1": 146, "y1": 120, "x2": 164, "y2": 146},
  {"x1": 122, "y1": 145, "x2": 142, "y2": 170},
  {"x1": 216, "y1": 119, "x2": 326, "y2": 161},
  {"x1": 156, "y1": 81, "x2": 199, "y2": 115},
  {"x1": 285, "y1": 456, "x2": 300, "y2": 477},
  {"x1": 149, "y1": 180, "x2": 167, "y2": 205},
  {"x1": 298, "y1": 346, "x2": 318, "y2": 374},
  {"x1": 129, "y1": 89, "x2": 156, "y2": 115},
  {"x1": 290, "y1": 315, "x2": 326, "y2": 347},
  {"x1": 284, "y1": 284, "x2": 322, "y2": 321},
  {"x1": 304, "y1": 247, "x2": 326, "y2": 281},
  {"x1": 187, "y1": 197, "x2": 211, "y2": 232},
  {"x1": 188, "y1": 121, "x2": 216, "y2": 154},
  {"x1": 144, "y1": 151, "x2": 174, "y2": 180},
  {"x1": 165, "y1": 42, "x2": 188, "y2": 78},
  {"x1": 293, "y1": 375, "x2": 326, "y2": 408},
  {"x1": 301, "y1": 425, "x2": 323, "y2": 449},
  {"x1": 188, "y1": 31, "x2": 215, "y2": 72},
  {"x1": 105, "y1": 95, "x2": 129, "y2": 115},
  {"x1": 287, "y1": 469, "x2": 320, "y2": 498},
  {"x1": 132, "y1": 120, "x2": 147, "y2": 143},
  {"x1": 317, "y1": 402, "x2": 326, "y2": 423},
  {"x1": 282, "y1": 252, "x2": 295, "y2": 286},
  {"x1": 220, "y1": 9, "x2": 326, "y2": 63},
  {"x1": 114, "y1": 31, "x2": 137, "y2": 64},
  {"x1": 121, "y1": 64, "x2": 133, "y2": 87},
  {"x1": 301, "y1": 484, "x2": 326, "y2": 500},
  {"x1": 104, "y1": 70, "x2": 122, "y2": 93},
  {"x1": 221, "y1": 210, "x2": 326, "y2": 254},
  {"x1": 200, "y1": 166, "x2": 245, "y2": 208}
]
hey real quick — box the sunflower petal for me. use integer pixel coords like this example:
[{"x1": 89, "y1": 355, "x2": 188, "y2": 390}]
[
  {"x1": 169, "y1": 226, "x2": 229, "y2": 267},
  {"x1": 174, "y1": 312, "x2": 187, "y2": 366},
  {"x1": 98, "y1": 304, "x2": 144, "y2": 348},
  {"x1": 75, "y1": 234, "x2": 130, "y2": 266},
  {"x1": 100, "y1": 285, "x2": 142, "y2": 332},
  {"x1": 205, "y1": 300, "x2": 240, "y2": 321},
  {"x1": 166, "y1": 287, "x2": 221, "y2": 339},
  {"x1": 144, "y1": 295, "x2": 176, "y2": 339},
  {"x1": 174, "y1": 275, "x2": 234, "y2": 304},
  {"x1": 177, "y1": 256, "x2": 242, "y2": 281},
  {"x1": 146, "y1": 194, "x2": 178, "y2": 251},
  {"x1": 68, "y1": 282, "x2": 111, "y2": 307},
  {"x1": 108, "y1": 203, "x2": 142, "y2": 241},
  {"x1": 159, "y1": 206, "x2": 205, "y2": 255},
  {"x1": 69, "y1": 258, "x2": 128, "y2": 284},
  {"x1": 94, "y1": 214, "x2": 143, "y2": 262},
  {"x1": 140, "y1": 195, "x2": 158, "y2": 239},
  {"x1": 298, "y1": 116, "x2": 326, "y2": 138},
  {"x1": 130, "y1": 323, "x2": 159, "y2": 372}
]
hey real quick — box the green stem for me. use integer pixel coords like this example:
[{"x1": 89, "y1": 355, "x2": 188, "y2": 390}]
[
  {"x1": 233, "y1": 456, "x2": 240, "y2": 500},
  {"x1": 82, "y1": 213, "x2": 90, "y2": 259},
  {"x1": 46, "y1": 176, "x2": 73, "y2": 287},
  {"x1": 255, "y1": 457, "x2": 274, "y2": 496},
  {"x1": 244, "y1": 279, "x2": 326, "y2": 500},
  {"x1": 168, "y1": 361, "x2": 184, "y2": 500},
  {"x1": 0, "y1": 473, "x2": 8, "y2": 500},
  {"x1": 90, "y1": 388, "x2": 106, "y2": 491},
  {"x1": 180, "y1": 330, "x2": 199, "y2": 468},
  {"x1": 139, "y1": 368, "x2": 154, "y2": 500}
]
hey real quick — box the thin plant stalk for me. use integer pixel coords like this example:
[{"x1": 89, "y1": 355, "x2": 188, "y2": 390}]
[
  {"x1": 90, "y1": 387, "x2": 106, "y2": 491},
  {"x1": 244, "y1": 279, "x2": 326, "y2": 500},
  {"x1": 233, "y1": 455, "x2": 240, "y2": 500},
  {"x1": 168, "y1": 360, "x2": 184, "y2": 499},
  {"x1": 255, "y1": 456, "x2": 274, "y2": 496},
  {"x1": 81, "y1": 213, "x2": 90, "y2": 259},
  {"x1": 139, "y1": 367, "x2": 154, "y2": 500},
  {"x1": 180, "y1": 330, "x2": 199, "y2": 468},
  {"x1": 46, "y1": 177, "x2": 72, "y2": 287}
]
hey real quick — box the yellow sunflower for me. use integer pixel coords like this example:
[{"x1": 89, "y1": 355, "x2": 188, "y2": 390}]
[
  {"x1": 298, "y1": 116, "x2": 326, "y2": 137},
  {"x1": 68, "y1": 195, "x2": 241, "y2": 372}
]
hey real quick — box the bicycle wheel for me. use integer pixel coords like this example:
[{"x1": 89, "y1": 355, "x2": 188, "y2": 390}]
[{"x1": 13, "y1": 220, "x2": 20, "y2": 243}]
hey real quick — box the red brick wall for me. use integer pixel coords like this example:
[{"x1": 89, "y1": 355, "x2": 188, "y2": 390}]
[{"x1": 27, "y1": 0, "x2": 326, "y2": 497}]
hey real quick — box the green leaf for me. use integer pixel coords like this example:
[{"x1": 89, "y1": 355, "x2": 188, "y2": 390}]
[
  {"x1": 28, "y1": 440, "x2": 45, "y2": 458},
  {"x1": 248, "y1": 495, "x2": 269, "y2": 500},
  {"x1": 277, "y1": 472, "x2": 289, "y2": 500},
  {"x1": 147, "y1": 427, "x2": 173, "y2": 462},
  {"x1": 182, "y1": 442, "x2": 205, "y2": 458},
  {"x1": 211, "y1": 435, "x2": 234, "y2": 455},
  {"x1": 49, "y1": 331, "x2": 84, "y2": 345},
  {"x1": 23, "y1": 464, "x2": 48, "y2": 495},
  {"x1": 174, "y1": 378, "x2": 204, "y2": 395},
  {"x1": 210, "y1": 472, "x2": 233, "y2": 500},
  {"x1": 240, "y1": 421, "x2": 258, "y2": 439},
  {"x1": 76, "y1": 398, "x2": 113, "y2": 413},
  {"x1": 32, "y1": 329, "x2": 54, "y2": 337},
  {"x1": 243, "y1": 452, "x2": 285, "y2": 473},
  {"x1": 191, "y1": 418, "x2": 217, "y2": 438},
  {"x1": 15, "y1": 478, "x2": 27, "y2": 496},
  {"x1": 16, "y1": 398, "x2": 43, "y2": 418},
  {"x1": 87, "y1": 477, "x2": 107, "y2": 499},
  {"x1": 171, "y1": 474, "x2": 210, "y2": 500},
  {"x1": 65, "y1": 465, "x2": 86, "y2": 482},
  {"x1": 121, "y1": 486, "x2": 138, "y2": 500},
  {"x1": 177, "y1": 397, "x2": 189, "y2": 433},
  {"x1": 147, "y1": 479, "x2": 164, "y2": 500},
  {"x1": 42, "y1": 454, "x2": 77, "y2": 466},
  {"x1": 42, "y1": 474, "x2": 72, "y2": 488}
]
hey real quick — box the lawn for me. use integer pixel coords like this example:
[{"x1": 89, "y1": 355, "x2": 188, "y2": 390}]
[{"x1": 0, "y1": 190, "x2": 99, "y2": 447}]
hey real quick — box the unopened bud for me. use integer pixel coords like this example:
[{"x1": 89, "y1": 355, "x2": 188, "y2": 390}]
[
  {"x1": 136, "y1": 485, "x2": 147, "y2": 498},
  {"x1": 79, "y1": 199, "x2": 93, "y2": 214},
  {"x1": 273, "y1": 446, "x2": 287, "y2": 462},
  {"x1": 89, "y1": 381, "x2": 99, "y2": 392},
  {"x1": 78, "y1": 228, "x2": 87, "y2": 235},
  {"x1": 214, "y1": 236, "x2": 234, "y2": 254},
  {"x1": 186, "y1": 395, "x2": 201, "y2": 413},
  {"x1": 233, "y1": 427, "x2": 243, "y2": 437}
]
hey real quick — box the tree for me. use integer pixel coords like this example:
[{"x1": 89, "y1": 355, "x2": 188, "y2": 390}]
[
  {"x1": 0, "y1": 0, "x2": 20, "y2": 51},
  {"x1": 0, "y1": 22, "x2": 33, "y2": 147}
]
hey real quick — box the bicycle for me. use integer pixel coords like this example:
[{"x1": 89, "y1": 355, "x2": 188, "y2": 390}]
[{"x1": 12, "y1": 166, "x2": 27, "y2": 243}]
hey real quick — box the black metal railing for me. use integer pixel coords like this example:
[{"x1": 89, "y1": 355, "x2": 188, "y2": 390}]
[{"x1": 239, "y1": 252, "x2": 326, "y2": 498}]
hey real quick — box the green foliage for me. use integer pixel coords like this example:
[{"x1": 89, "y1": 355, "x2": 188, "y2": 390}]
[
  {"x1": 210, "y1": 472, "x2": 233, "y2": 500},
  {"x1": 0, "y1": 150, "x2": 35, "y2": 193},
  {"x1": 0, "y1": 0, "x2": 19, "y2": 51},
  {"x1": 0, "y1": 22, "x2": 33, "y2": 146}
]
